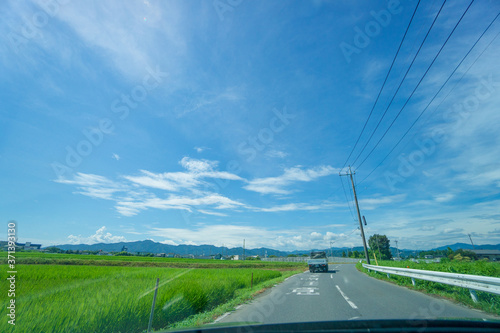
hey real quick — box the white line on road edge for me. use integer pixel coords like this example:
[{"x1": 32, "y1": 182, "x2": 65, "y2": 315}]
[
  {"x1": 330, "y1": 274, "x2": 333, "y2": 279},
  {"x1": 214, "y1": 312, "x2": 230, "y2": 323},
  {"x1": 336, "y1": 285, "x2": 358, "y2": 309}
]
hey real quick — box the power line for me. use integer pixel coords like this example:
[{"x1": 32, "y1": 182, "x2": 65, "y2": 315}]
[
  {"x1": 356, "y1": 0, "x2": 476, "y2": 169},
  {"x1": 350, "y1": 0, "x2": 448, "y2": 167},
  {"x1": 342, "y1": 0, "x2": 422, "y2": 169},
  {"x1": 357, "y1": 15, "x2": 500, "y2": 187}
]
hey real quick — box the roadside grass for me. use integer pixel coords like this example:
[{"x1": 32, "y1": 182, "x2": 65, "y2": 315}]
[
  {"x1": 162, "y1": 269, "x2": 302, "y2": 331},
  {"x1": 0, "y1": 264, "x2": 304, "y2": 333},
  {"x1": 356, "y1": 260, "x2": 500, "y2": 316}
]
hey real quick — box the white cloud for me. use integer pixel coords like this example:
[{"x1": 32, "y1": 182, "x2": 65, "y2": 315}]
[
  {"x1": 112, "y1": 153, "x2": 120, "y2": 161},
  {"x1": 124, "y1": 158, "x2": 243, "y2": 193},
  {"x1": 55, "y1": 173, "x2": 128, "y2": 200},
  {"x1": 67, "y1": 226, "x2": 126, "y2": 245},
  {"x1": 266, "y1": 150, "x2": 288, "y2": 158},
  {"x1": 179, "y1": 157, "x2": 216, "y2": 173},
  {"x1": 198, "y1": 209, "x2": 228, "y2": 217},
  {"x1": 194, "y1": 146, "x2": 209, "y2": 153},
  {"x1": 244, "y1": 165, "x2": 338, "y2": 194},
  {"x1": 115, "y1": 193, "x2": 245, "y2": 217},
  {"x1": 148, "y1": 224, "x2": 361, "y2": 250},
  {"x1": 434, "y1": 193, "x2": 455, "y2": 203},
  {"x1": 358, "y1": 194, "x2": 406, "y2": 210},
  {"x1": 56, "y1": 160, "x2": 342, "y2": 218},
  {"x1": 256, "y1": 202, "x2": 340, "y2": 212},
  {"x1": 50, "y1": 0, "x2": 185, "y2": 80},
  {"x1": 310, "y1": 232, "x2": 322, "y2": 240}
]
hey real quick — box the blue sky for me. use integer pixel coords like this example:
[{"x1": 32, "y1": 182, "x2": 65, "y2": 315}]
[{"x1": 1, "y1": 0, "x2": 500, "y2": 251}]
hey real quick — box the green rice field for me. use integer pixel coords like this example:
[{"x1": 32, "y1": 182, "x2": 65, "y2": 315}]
[{"x1": 0, "y1": 263, "x2": 297, "y2": 333}]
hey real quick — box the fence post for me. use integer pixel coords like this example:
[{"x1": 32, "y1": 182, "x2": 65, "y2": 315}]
[
  {"x1": 411, "y1": 278, "x2": 416, "y2": 286},
  {"x1": 470, "y1": 289, "x2": 478, "y2": 303},
  {"x1": 147, "y1": 278, "x2": 160, "y2": 333}
]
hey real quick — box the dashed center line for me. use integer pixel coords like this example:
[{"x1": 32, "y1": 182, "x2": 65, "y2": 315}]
[{"x1": 336, "y1": 285, "x2": 358, "y2": 309}]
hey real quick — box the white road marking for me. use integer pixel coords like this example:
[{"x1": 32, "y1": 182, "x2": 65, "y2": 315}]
[
  {"x1": 291, "y1": 287, "x2": 320, "y2": 295},
  {"x1": 214, "y1": 312, "x2": 231, "y2": 323},
  {"x1": 330, "y1": 274, "x2": 333, "y2": 279},
  {"x1": 336, "y1": 285, "x2": 358, "y2": 309}
]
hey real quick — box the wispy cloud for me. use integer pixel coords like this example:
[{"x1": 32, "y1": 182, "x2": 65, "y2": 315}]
[
  {"x1": 124, "y1": 157, "x2": 243, "y2": 192},
  {"x1": 266, "y1": 150, "x2": 288, "y2": 158},
  {"x1": 244, "y1": 166, "x2": 338, "y2": 194},
  {"x1": 358, "y1": 194, "x2": 406, "y2": 210},
  {"x1": 148, "y1": 224, "x2": 363, "y2": 250},
  {"x1": 55, "y1": 159, "x2": 341, "y2": 217},
  {"x1": 55, "y1": 173, "x2": 129, "y2": 200},
  {"x1": 256, "y1": 201, "x2": 341, "y2": 212},
  {"x1": 116, "y1": 194, "x2": 245, "y2": 217},
  {"x1": 434, "y1": 193, "x2": 455, "y2": 203}
]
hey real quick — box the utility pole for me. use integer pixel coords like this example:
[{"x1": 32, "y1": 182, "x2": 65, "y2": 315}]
[
  {"x1": 395, "y1": 240, "x2": 400, "y2": 259},
  {"x1": 340, "y1": 166, "x2": 370, "y2": 264},
  {"x1": 468, "y1": 234, "x2": 475, "y2": 249},
  {"x1": 243, "y1": 239, "x2": 245, "y2": 261}
]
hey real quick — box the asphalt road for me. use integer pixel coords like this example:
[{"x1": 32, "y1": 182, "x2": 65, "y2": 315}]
[{"x1": 217, "y1": 264, "x2": 498, "y2": 325}]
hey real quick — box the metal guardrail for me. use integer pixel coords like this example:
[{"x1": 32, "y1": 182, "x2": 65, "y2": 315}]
[{"x1": 363, "y1": 263, "x2": 500, "y2": 302}]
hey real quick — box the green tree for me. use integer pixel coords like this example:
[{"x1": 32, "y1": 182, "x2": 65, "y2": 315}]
[
  {"x1": 114, "y1": 251, "x2": 132, "y2": 256},
  {"x1": 45, "y1": 246, "x2": 61, "y2": 253},
  {"x1": 342, "y1": 251, "x2": 346, "y2": 257},
  {"x1": 368, "y1": 234, "x2": 392, "y2": 260},
  {"x1": 349, "y1": 250, "x2": 361, "y2": 258}
]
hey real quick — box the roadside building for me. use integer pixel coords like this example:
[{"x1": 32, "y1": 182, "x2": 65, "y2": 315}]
[
  {"x1": 1, "y1": 241, "x2": 42, "y2": 251},
  {"x1": 471, "y1": 249, "x2": 500, "y2": 261}
]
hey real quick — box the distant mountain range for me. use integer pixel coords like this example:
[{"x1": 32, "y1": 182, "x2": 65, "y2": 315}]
[{"x1": 51, "y1": 240, "x2": 500, "y2": 257}]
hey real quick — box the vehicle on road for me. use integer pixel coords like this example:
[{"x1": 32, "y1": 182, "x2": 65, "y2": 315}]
[{"x1": 307, "y1": 251, "x2": 328, "y2": 273}]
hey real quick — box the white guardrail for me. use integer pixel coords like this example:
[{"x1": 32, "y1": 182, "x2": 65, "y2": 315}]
[{"x1": 363, "y1": 264, "x2": 500, "y2": 302}]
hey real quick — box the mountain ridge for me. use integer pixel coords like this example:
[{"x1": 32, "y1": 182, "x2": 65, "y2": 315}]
[{"x1": 50, "y1": 240, "x2": 500, "y2": 256}]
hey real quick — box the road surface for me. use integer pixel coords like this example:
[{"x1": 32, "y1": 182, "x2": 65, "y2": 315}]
[{"x1": 217, "y1": 264, "x2": 498, "y2": 325}]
